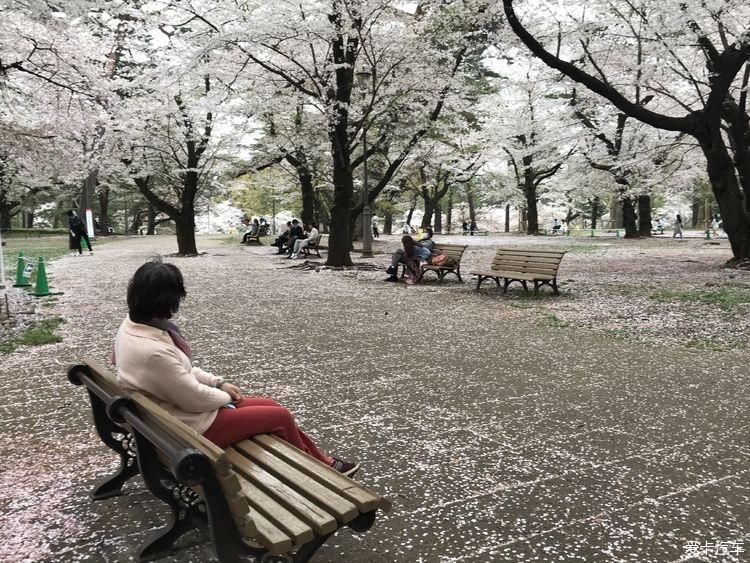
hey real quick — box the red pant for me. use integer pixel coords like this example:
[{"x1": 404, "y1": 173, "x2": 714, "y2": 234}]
[{"x1": 202, "y1": 397, "x2": 332, "y2": 465}]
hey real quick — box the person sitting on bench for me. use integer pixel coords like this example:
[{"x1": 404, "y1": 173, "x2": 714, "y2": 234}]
[
  {"x1": 552, "y1": 218, "x2": 561, "y2": 234},
  {"x1": 284, "y1": 220, "x2": 305, "y2": 256},
  {"x1": 241, "y1": 218, "x2": 260, "y2": 243},
  {"x1": 384, "y1": 228, "x2": 434, "y2": 282},
  {"x1": 289, "y1": 222, "x2": 319, "y2": 259},
  {"x1": 271, "y1": 221, "x2": 292, "y2": 254},
  {"x1": 112, "y1": 258, "x2": 359, "y2": 476}
]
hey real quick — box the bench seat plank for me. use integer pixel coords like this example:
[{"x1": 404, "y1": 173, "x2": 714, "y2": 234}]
[
  {"x1": 254, "y1": 435, "x2": 391, "y2": 513},
  {"x1": 237, "y1": 479, "x2": 314, "y2": 547},
  {"x1": 234, "y1": 440, "x2": 359, "y2": 522},
  {"x1": 225, "y1": 448, "x2": 339, "y2": 535}
]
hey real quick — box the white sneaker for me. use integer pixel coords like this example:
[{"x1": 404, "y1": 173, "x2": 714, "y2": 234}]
[{"x1": 291, "y1": 253, "x2": 298, "y2": 259}]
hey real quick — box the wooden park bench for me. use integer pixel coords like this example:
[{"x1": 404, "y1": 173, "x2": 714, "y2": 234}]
[
  {"x1": 400, "y1": 242, "x2": 468, "y2": 283},
  {"x1": 299, "y1": 233, "x2": 324, "y2": 258},
  {"x1": 471, "y1": 247, "x2": 566, "y2": 295},
  {"x1": 242, "y1": 226, "x2": 262, "y2": 245},
  {"x1": 461, "y1": 230, "x2": 489, "y2": 236},
  {"x1": 68, "y1": 359, "x2": 391, "y2": 562}
]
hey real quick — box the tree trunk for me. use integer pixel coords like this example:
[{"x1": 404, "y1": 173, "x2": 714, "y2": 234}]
[
  {"x1": 406, "y1": 194, "x2": 417, "y2": 228},
  {"x1": 524, "y1": 178, "x2": 539, "y2": 234},
  {"x1": 700, "y1": 131, "x2": 750, "y2": 260},
  {"x1": 467, "y1": 186, "x2": 477, "y2": 227},
  {"x1": 621, "y1": 196, "x2": 638, "y2": 238},
  {"x1": 98, "y1": 187, "x2": 110, "y2": 234},
  {"x1": 691, "y1": 195, "x2": 701, "y2": 227},
  {"x1": 326, "y1": 145, "x2": 355, "y2": 266},
  {"x1": 80, "y1": 169, "x2": 97, "y2": 218},
  {"x1": 434, "y1": 201, "x2": 442, "y2": 233},
  {"x1": 384, "y1": 210, "x2": 393, "y2": 235},
  {"x1": 445, "y1": 188, "x2": 453, "y2": 233},
  {"x1": 590, "y1": 196, "x2": 600, "y2": 229},
  {"x1": 505, "y1": 204, "x2": 511, "y2": 232},
  {"x1": 638, "y1": 195, "x2": 652, "y2": 236},
  {"x1": 298, "y1": 161, "x2": 315, "y2": 226},
  {"x1": 421, "y1": 192, "x2": 434, "y2": 229},
  {"x1": 147, "y1": 203, "x2": 157, "y2": 235},
  {"x1": 0, "y1": 205, "x2": 11, "y2": 231},
  {"x1": 175, "y1": 211, "x2": 197, "y2": 255},
  {"x1": 23, "y1": 211, "x2": 33, "y2": 228}
]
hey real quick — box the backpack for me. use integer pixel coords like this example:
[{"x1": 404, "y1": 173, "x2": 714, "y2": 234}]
[{"x1": 430, "y1": 253, "x2": 455, "y2": 267}]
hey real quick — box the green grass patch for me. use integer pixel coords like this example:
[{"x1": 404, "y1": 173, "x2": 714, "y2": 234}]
[
  {"x1": 539, "y1": 313, "x2": 571, "y2": 328},
  {"x1": 0, "y1": 317, "x2": 66, "y2": 354},
  {"x1": 2, "y1": 234, "x2": 120, "y2": 282},
  {"x1": 649, "y1": 287, "x2": 750, "y2": 309}
]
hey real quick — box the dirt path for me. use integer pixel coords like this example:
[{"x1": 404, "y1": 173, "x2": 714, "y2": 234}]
[{"x1": 0, "y1": 234, "x2": 747, "y2": 562}]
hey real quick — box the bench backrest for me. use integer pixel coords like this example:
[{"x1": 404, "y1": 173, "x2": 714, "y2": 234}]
[
  {"x1": 81, "y1": 358, "x2": 256, "y2": 539},
  {"x1": 433, "y1": 243, "x2": 467, "y2": 262},
  {"x1": 490, "y1": 247, "x2": 566, "y2": 275},
  {"x1": 308, "y1": 233, "x2": 323, "y2": 247}
]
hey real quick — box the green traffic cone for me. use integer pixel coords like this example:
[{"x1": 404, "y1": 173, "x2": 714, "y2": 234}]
[
  {"x1": 13, "y1": 252, "x2": 31, "y2": 287},
  {"x1": 34, "y1": 257, "x2": 51, "y2": 296}
]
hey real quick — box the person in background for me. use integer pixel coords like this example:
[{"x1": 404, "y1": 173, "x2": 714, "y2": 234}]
[
  {"x1": 461, "y1": 221, "x2": 469, "y2": 233},
  {"x1": 384, "y1": 228, "x2": 434, "y2": 282},
  {"x1": 290, "y1": 222, "x2": 319, "y2": 259},
  {"x1": 469, "y1": 220, "x2": 477, "y2": 235},
  {"x1": 113, "y1": 258, "x2": 359, "y2": 476},
  {"x1": 672, "y1": 214, "x2": 684, "y2": 239},
  {"x1": 552, "y1": 218, "x2": 561, "y2": 234},
  {"x1": 67, "y1": 209, "x2": 93, "y2": 256},
  {"x1": 372, "y1": 217, "x2": 380, "y2": 239},
  {"x1": 285, "y1": 220, "x2": 305, "y2": 256},
  {"x1": 271, "y1": 222, "x2": 292, "y2": 254}
]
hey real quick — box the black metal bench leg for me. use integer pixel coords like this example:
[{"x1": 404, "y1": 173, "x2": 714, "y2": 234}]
[
  {"x1": 92, "y1": 456, "x2": 139, "y2": 500},
  {"x1": 138, "y1": 509, "x2": 196, "y2": 562},
  {"x1": 131, "y1": 433, "x2": 203, "y2": 562},
  {"x1": 552, "y1": 278, "x2": 559, "y2": 295},
  {"x1": 87, "y1": 390, "x2": 140, "y2": 499},
  {"x1": 522, "y1": 281, "x2": 529, "y2": 292},
  {"x1": 502, "y1": 279, "x2": 511, "y2": 294}
]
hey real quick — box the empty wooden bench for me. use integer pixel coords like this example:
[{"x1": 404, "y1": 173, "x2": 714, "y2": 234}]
[
  {"x1": 400, "y1": 242, "x2": 468, "y2": 283},
  {"x1": 471, "y1": 247, "x2": 566, "y2": 295},
  {"x1": 68, "y1": 359, "x2": 390, "y2": 562}
]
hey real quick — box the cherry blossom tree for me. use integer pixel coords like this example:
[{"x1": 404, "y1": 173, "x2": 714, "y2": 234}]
[{"x1": 503, "y1": 0, "x2": 750, "y2": 261}]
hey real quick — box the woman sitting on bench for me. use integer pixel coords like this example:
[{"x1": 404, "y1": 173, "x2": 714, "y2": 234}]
[{"x1": 113, "y1": 258, "x2": 359, "y2": 476}]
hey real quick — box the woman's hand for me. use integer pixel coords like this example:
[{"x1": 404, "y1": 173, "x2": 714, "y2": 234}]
[{"x1": 220, "y1": 382, "x2": 243, "y2": 402}]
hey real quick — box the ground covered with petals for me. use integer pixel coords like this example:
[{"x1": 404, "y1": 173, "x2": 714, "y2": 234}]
[{"x1": 0, "y1": 232, "x2": 747, "y2": 562}]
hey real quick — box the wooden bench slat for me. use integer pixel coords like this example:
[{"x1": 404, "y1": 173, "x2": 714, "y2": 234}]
[
  {"x1": 237, "y1": 479, "x2": 315, "y2": 546},
  {"x1": 234, "y1": 440, "x2": 359, "y2": 523},
  {"x1": 492, "y1": 254, "x2": 564, "y2": 264},
  {"x1": 253, "y1": 435, "x2": 390, "y2": 513},
  {"x1": 491, "y1": 264, "x2": 560, "y2": 275},
  {"x1": 495, "y1": 247, "x2": 566, "y2": 256},
  {"x1": 241, "y1": 502, "x2": 294, "y2": 554},
  {"x1": 490, "y1": 270, "x2": 555, "y2": 281},
  {"x1": 225, "y1": 448, "x2": 339, "y2": 535}
]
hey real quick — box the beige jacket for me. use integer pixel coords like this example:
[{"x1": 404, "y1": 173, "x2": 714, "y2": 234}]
[{"x1": 114, "y1": 316, "x2": 231, "y2": 434}]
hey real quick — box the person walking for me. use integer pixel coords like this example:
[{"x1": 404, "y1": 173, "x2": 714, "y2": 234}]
[
  {"x1": 672, "y1": 214, "x2": 684, "y2": 239},
  {"x1": 67, "y1": 210, "x2": 93, "y2": 255}
]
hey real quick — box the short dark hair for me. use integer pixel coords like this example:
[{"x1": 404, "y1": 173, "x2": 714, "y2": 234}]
[
  {"x1": 292, "y1": 219, "x2": 299, "y2": 224},
  {"x1": 425, "y1": 227, "x2": 433, "y2": 238},
  {"x1": 66, "y1": 209, "x2": 75, "y2": 217},
  {"x1": 127, "y1": 258, "x2": 186, "y2": 323}
]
